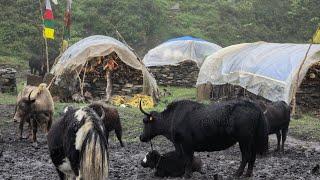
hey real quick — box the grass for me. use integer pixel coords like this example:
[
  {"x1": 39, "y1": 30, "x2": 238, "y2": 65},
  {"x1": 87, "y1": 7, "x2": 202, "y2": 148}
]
[
  {"x1": 290, "y1": 114, "x2": 320, "y2": 141},
  {"x1": 0, "y1": 56, "x2": 28, "y2": 70}
]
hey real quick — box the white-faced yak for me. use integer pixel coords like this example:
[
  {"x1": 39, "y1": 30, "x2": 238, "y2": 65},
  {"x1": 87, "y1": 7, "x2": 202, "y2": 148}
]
[
  {"x1": 139, "y1": 99, "x2": 269, "y2": 178},
  {"x1": 257, "y1": 100, "x2": 291, "y2": 152},
  {"x1": 141, "y1": 150, "x2": 202, "y2": 177},
  {"x1": 47, "y1": 106, "x2": 109, "y2": 180},
  {"x1": 14, "y1": 84, "x2": 54, "y2": 143},
  {"x1": 88, "y1": 102, "x2": 124, "y2": 147}
]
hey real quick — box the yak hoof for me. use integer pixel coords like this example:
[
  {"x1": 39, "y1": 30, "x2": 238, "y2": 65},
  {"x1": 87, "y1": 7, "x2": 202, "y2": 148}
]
[
  {"x1": 233, "y1": 171, "x2": 243, "y2": 177},
  {"x1": 183, "y1": 172, "x2": 192, "y2": 179},
  {"x1": 32, "y1": 142, "x2": 38, "y2": 147},
  {"x1": 244, "y1": 172, "x2": 252, "y2": 177}
]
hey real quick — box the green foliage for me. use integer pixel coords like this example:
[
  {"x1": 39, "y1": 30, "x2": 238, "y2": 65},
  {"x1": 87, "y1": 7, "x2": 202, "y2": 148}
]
[{"x1": 0, "y1": 0, "x2": 319, "y2": 67}]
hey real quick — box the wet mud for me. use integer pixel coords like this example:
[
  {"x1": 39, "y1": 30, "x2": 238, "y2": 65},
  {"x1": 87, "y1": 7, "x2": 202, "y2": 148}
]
[{"x1": 0, "y1": 105, "x2": 319, "y2": 180}]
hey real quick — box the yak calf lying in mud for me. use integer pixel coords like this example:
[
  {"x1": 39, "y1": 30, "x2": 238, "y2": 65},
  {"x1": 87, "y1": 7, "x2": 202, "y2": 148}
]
[
  {"x1": 141, "y1": 150, "x2": 202, "y2": 177},
  {"x1": 139, "y1": 99, "x2": 269, "y2": 178},
  {"x1": 257, "y1": 100, "x2": 291, "y2": 152},
  {"x1": 47, "y1": 106, "x2": 109, "y2": 180},
  {"x1": 88, "y1": 102, "x2": 124, "y2": 147},
  {"x1": 14, "y1": 84, "x2": 54, "y2": 143}
]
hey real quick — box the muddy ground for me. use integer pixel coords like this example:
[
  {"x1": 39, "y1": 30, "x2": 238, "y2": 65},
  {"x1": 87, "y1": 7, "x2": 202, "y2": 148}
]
[{"x1": 0, "y1": 104, "x2": 319, "y2": 180}]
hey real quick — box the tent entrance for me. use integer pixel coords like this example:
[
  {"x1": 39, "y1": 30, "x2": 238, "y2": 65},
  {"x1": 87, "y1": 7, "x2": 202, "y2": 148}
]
[{"x1": 79, "y1": 52, "x2": 143, "y2": 100}]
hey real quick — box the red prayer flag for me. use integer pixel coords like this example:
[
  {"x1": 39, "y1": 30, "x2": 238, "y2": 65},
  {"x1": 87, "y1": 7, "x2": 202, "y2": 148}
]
[{"x1": 43, "y1": 0, "x2": 54, "y2": 20}]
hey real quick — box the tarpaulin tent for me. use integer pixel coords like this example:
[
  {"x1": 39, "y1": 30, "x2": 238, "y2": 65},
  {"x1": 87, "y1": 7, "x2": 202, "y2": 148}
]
[
  {"x1": 143, "y1": 36, "x2": 222, "y2": 68},
  {"x1": 142, "y1": 36, "x2": 221, "y2": 87},
  {"x1": 50, "y1": 35, "x2": 159, "y2": 100},
  {"x1": 197, "y1": 42, "x2": 320, "y2": 104}
]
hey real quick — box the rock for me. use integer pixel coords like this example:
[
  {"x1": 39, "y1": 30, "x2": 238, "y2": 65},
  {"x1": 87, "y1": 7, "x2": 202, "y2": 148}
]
[
  {"x1": 312, "y1": 164, "x2": 319, "y2": 174},
  {"x1": 0, "y1": 67, "x2": 17, "y2": 93}
]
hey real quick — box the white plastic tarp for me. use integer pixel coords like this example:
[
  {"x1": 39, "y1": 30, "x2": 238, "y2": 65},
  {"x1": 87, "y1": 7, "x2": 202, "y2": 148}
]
[
  {"x1": 197, "y1": 42, "x2": 320, "y2": 103},
  {"x1": 143, "y1": 36, "x2": 222, "y2": 68},
  {"x1": 50, "y1": 35, "x2": 159, "y2": 98}
]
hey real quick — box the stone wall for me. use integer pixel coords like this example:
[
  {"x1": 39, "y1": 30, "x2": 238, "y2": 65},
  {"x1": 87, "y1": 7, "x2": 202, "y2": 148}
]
[
  {"x1": 0, "y1": 68, "x2": 17, "y2": 94},
  {"x1": 148, "y1": 60, "x2": 199, "y2": 87},
  {"x1": 296, "y1": 63, "x2": 320, "y2": 111}
]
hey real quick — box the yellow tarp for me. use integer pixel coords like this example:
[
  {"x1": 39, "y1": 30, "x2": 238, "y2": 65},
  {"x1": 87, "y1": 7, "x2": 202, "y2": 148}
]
[
  {"x1": 313, "y1": 27, "x2": 320, "y2": 44},
  {"x1": 112, "y1": 94, "x2": 154, "y2": 109}
]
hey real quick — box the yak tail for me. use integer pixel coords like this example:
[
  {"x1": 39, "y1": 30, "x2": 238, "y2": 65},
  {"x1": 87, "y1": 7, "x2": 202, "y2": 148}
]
[
  {"x1": 80, "y1": 125, "x2": 109, "y2": 180},
  {"x1": 255, "y1": 110, "x2": 269, "y2": 155}
]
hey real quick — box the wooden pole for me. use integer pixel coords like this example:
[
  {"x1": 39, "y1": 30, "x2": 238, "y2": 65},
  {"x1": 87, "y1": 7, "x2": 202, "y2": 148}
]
[
  {"x1": 291, "y1": 43, "x2": 313, "y2": 115},
  {"x1": 38, "y1": 0, "x2": 50, "y2": 74}
]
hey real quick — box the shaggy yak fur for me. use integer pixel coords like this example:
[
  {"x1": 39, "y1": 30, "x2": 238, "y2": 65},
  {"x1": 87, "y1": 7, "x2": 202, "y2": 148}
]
[
  {"x1": 257, "y1": 100, "x2": 291, "y2": 152},
  {"x1": 88, "y1": 102, "x2": 124, "y2": 147},
  {"x1": 139, "y1": 99, "x2": 269, "y2": 178},
  {"x1": 47, "y1": 106, "x2": 109, "y2": 180},
  {"x1": 141, "y1": 150, "x2": 202, "y2": 177},
  {"x1": 13, "y1": 84, "x2": 54, "y2": 143}
]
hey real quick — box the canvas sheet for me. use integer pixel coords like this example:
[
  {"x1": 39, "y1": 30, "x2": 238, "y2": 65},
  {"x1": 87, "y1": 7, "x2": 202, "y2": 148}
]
[
  {"x1": 143, "y1": 36, "x2": 222, "y2": 67},
  {"x1": 197, "y1": 42, "x2": 320, "y2": 103}
]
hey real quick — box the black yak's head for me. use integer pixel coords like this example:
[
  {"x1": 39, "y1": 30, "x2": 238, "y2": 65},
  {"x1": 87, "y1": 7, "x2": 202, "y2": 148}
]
[
  {"x1": 14, "y1": 91, "x2": 36, "y2": 122},
  {"x1": 141, "y1": 150, "x2": 160, "y2": 168},
  {"x1": 139, "y1": 101, "x2": 162, "y2": 142}
]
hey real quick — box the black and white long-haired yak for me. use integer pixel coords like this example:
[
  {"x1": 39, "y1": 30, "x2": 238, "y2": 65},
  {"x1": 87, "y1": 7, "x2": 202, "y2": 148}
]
[
  {"x1": 257, "y1": 100, "x2": 291, "y2": 152},
  {"x1": 47, "y1": 106, "x2": 109, "y2": 180},
  {"x1": 139, "y1": 99, "x2": 269, "y2": 178}
]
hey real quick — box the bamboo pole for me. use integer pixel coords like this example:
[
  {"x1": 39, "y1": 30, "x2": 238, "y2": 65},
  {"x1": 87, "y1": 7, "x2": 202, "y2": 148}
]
[
  {"x1": 38, "y1": 0, "x2": 50, "y2": 74},
  {"x1": 291, "y1": 43, "x2": 313, "y2": 115}
]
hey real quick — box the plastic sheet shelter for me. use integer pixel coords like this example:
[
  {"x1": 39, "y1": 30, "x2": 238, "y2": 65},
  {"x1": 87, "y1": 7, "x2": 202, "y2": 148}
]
[
  {"x1": 50, "y1": 35, "x2": 159, "y2": 99},
  {"x1": 196, "y1": 42, "x2": 320, "y2": 103},
  {"x1": 142, "y1": 36, "x2": 222, "y2": 68}
]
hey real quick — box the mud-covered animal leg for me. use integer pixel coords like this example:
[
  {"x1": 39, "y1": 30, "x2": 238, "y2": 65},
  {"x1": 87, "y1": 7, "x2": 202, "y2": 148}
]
[
  {"x1": 115, "y1": 126, "x2": 124, "y2": 147},
  {"x1": 281, "y1": 128, "x2": 288, "y2": 153},
  {"x1": 276, "y1": 131, "x2": 281, "y2": 152},
  {"x1": 235, "y1": 142, "x2": 249, "y2": 177},
  {"x1": 18, "y1": 117, "x2": 25, "y2": 140}
]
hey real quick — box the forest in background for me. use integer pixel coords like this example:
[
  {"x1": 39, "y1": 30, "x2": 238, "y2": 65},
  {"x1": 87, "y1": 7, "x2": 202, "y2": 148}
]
[{"x1": 0, "y1": 0, "x2": 319, "y2": 68}]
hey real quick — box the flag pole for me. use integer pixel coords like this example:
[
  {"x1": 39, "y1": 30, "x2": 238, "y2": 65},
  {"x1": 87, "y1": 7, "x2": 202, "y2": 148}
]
[{"x1": 38, "y1": 0, "x2": 50, "y2": 74}]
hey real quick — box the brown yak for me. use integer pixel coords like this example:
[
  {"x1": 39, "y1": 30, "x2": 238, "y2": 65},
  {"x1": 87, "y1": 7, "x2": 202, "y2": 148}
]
[
  {"x1": 88, "y1": 102, "x2": 124, "y2": 147},
  {"x1": 13, "y1": 83, "x2": 54, "y2": 143}
]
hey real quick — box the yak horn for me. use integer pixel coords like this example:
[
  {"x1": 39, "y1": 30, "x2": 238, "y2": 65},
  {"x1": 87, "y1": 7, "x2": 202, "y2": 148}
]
[
  {"x1": 100, "y1": 106, "x2": 105, "y2": 120},
  {"x1": 139, "y1": 100, "x2": 150, "y2": 116},
  {"x1": 28, "y1": 90, "x2": 33, "y2": 101}
]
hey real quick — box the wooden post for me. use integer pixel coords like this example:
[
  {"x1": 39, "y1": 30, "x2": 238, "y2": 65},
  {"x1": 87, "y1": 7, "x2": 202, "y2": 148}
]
[
  {"x1": 291, "y1": 43, "x2": 313, "y2": 115},
  {"x1": 38, "y1": 0, "x2": 50, "y2": 73}
]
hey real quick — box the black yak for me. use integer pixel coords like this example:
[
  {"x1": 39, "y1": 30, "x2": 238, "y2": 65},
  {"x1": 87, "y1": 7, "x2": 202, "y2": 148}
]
[
  {"x1": 88, "y1": 102, "x2": 124, "y2": 147},
  {"x1": 47, "y1": 106, "x2": 109, "y2": 180},
  {"x1": 257, "y1": 100, "x2": 291, "y2": 152},
  {"x1": 141, "y1": 150, "x2": 202, "y2": 177},
  {"x1": 14, "y1": 84, "x2": 54, "y2": 143},
  {"x1": 139, "y1": 99, "x2": 268, "y2": 178}
]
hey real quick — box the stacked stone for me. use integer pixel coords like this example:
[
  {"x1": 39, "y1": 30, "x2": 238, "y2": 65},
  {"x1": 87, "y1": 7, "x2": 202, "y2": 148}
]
[
  {"x1": 0, "y1": 68, "x2": 17, "y2": 93},
  {"x1": 148, "y1": 61, "x2": 199, "y2": 87},
  {"x1": 296, "y1": 63, "x2": 320, "y2": 111}
]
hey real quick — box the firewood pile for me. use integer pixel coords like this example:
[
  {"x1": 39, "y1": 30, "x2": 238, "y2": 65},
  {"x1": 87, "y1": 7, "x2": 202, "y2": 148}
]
[
  {"x1": 0, "y1": 68, "x2": 17, "y2": 94},
  {"x1": 148, "y1": 60, "x2": 199, "y2": 87},
  {"x1": 82, "y1": 53, "x2": 143, "y2": 98},
  {"x1": 296, "y1": 63, "x2": 320, "y2": 111}
]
